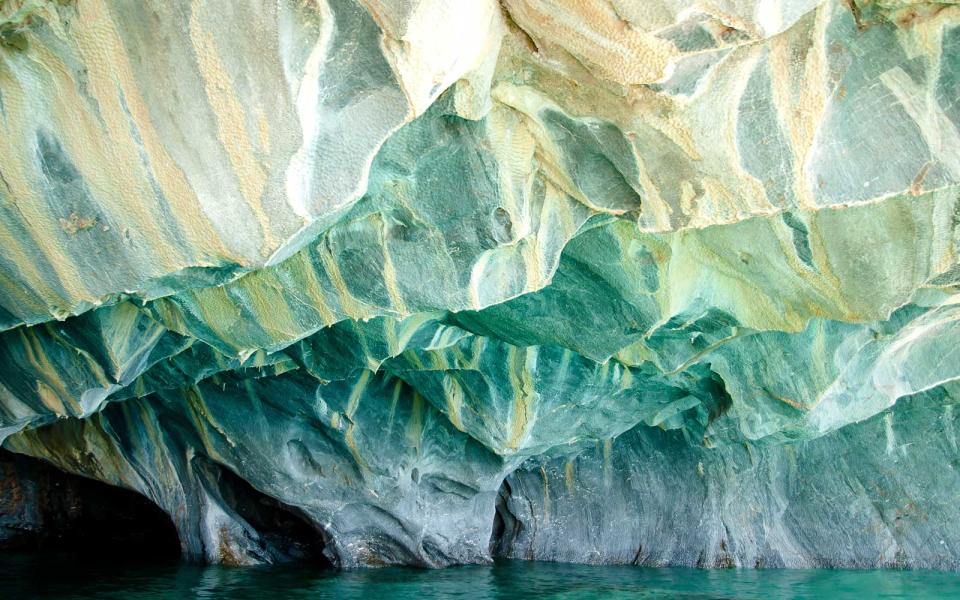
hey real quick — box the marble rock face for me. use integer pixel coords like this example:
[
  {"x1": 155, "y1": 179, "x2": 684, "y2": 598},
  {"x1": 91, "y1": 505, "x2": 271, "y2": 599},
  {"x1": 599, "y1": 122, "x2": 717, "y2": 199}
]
[{"x1": 2, "y1": 0, "x2": 960, "y2": 569}]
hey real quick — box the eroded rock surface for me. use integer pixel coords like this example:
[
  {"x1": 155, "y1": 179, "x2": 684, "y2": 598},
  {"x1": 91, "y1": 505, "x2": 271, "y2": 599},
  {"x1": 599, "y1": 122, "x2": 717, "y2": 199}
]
[{"x1": 2, "y1": 0, "x2": 960, "y2": 569}]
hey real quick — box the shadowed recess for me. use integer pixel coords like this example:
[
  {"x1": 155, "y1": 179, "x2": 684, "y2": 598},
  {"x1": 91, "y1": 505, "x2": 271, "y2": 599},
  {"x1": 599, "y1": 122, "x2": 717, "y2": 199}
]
[
  {"x1": 203, "y1": 461, "x2": 333, "y2": 568},
  {"x1": 0, "y1": 449, "x2": 180, "y2": 561}
]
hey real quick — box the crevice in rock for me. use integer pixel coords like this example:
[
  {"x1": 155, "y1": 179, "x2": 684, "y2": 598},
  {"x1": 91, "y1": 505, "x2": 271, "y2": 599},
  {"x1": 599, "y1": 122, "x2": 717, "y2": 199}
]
[
  {"x1": 489, "y1": 477, "x2": 519, "y2": 557},
  {"x1": 205, "y1": 461, "x2": 333, "y2": 568},
  {"x1": 0, "y1": 449, "x2": 180, "y2": 561}
]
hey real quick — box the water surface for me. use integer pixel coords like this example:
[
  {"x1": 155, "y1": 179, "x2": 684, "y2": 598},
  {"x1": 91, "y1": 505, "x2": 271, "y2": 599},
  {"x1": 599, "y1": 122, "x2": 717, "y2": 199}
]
[{"x1": 2, "y1": 553, "x2": 958, "y2": 599}]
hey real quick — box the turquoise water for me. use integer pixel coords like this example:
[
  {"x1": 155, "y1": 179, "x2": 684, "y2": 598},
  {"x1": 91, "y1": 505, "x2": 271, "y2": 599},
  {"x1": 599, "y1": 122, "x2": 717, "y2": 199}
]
[{"x1": 2, "y1": 554, "x2": 959, "y2": 599}]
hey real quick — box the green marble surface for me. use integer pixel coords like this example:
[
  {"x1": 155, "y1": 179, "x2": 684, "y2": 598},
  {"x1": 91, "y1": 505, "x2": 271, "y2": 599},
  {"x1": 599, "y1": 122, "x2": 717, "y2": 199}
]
[{"x1": 2, "y1": 0, "x2": 960, "y2": 569}]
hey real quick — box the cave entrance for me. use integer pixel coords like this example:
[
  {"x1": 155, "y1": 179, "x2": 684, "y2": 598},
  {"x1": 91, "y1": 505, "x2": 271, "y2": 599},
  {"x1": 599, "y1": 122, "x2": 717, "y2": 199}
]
[
  {"x1": 0, "y1": 450, "x2": 181, "y2": 561},
  {"x1": 208, "y1": 462, "x2": 333, "y2": 568}
]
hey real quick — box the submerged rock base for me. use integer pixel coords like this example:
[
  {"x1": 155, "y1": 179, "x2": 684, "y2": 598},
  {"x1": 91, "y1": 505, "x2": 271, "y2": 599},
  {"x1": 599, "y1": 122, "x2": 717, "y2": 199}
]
[{"x1": 2, "y1": 0, "x2": 960, "y2": 570}]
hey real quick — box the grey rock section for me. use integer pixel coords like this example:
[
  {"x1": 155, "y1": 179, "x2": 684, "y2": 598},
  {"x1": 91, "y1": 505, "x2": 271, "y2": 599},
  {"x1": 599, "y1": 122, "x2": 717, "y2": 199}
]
[{"x1": 497, "y1": 384, "x2": 960, "y2": 569}]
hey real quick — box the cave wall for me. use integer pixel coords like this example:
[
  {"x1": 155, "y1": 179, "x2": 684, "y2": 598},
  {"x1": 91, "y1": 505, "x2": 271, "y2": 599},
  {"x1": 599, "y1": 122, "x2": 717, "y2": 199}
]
[{"x1": 1, "y1": 0, "x2": 960, "y2": 569}]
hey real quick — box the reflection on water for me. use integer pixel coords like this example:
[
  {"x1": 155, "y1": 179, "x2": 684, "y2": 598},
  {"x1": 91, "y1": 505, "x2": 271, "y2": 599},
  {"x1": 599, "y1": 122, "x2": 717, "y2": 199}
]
[{"x1": 2, "y1": 553, "x2": 958, "y2": 599}]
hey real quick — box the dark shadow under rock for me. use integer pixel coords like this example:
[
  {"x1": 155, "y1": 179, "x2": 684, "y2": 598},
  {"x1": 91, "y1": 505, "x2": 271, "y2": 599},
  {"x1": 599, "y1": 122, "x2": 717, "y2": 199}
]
[
  {"x1": 0, "y1": 449, "x2": 180, "y2": 560},
  {"x1": 199, "y1": 460, "x2": 333, "y2": 568},
  {"x1": 489, "y1": 478, "x2": 520, "y2": 559}
]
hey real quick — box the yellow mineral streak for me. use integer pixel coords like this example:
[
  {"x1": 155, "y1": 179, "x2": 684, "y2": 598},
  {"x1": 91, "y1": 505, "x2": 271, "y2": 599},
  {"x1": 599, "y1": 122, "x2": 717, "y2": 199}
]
[
  {"x1": 385, "y1": 378, "x2": 402, "y2": 436},
  {"x1": 721, "y1": 52, "x2": 780, "y2": 215},
  {"x1": 521, "y1": 237, "x2": 543, "y2": 292},
  {"x1": 0, "y1": 0, "x2": 236, "y2": 320},
  {"x1": 502, "y1": 0, "x2": 677, "y2": 86},
  {"x1": 470, "y1": 335, "x2": 487, "y2": 368},
  {"x1": 83, "y1": 4, "x2": 230, "y2": 257},
  {"x1": 35, "y1": 380, "x2": 67, "y2": 416},
  {"x1": 343, "y1": 411, "x2": 371, "y2": 473},
  {"x1": 406, "y1": 391, "x2": 424, "y2": 451},
  {"x1": 318, "y1": 239, "x2": 365, "y2": 320},
  {"x1": 184, "y1": 386, "x2": 236, "y2": 450},
  {"x1": 291, "y1": 252, "x2": 338, "y2": 326},
  {"x1": 0, "y1": 63, "x2": 95, "y2": 306},
  {"x1": 506, "y1": 345, "x2": 536, "y2": 451},
  {"x1": 50, "y1": 3, "x2": 178, "y2": 268},
  {"x1": 427, "y1": 348, "x2": 450, "y2": 372},
  {"x1": 188, "y1": 5, "x2": 274, "y2": 253},
  {"x1": 189, "y1": 285, "x2": 244, "y2": 353},
  {"x1": 19, "y1": 328, "x2": 79, "y2": 413},
  {"x1": 351, "y1": 322, "x2": 380, "y2": 372},
  {"x1": 375, "y1": 213, "x2": 409, "y2": 316},
  {"x1": 240, "y1": 275, "x2": 302, "y2": 344},
  {"x1": 70, "y1": 2, "x2": 231, "y2": 261},
  {"x1": 488, "y1": 105, "x2": 537, "y2": 237},
  {"x1": 346, "y1": 369, "x2": 371, "y2": 420},
  {"x1": 767, "y1": 4, "x2": 829, "y2": 210},
  {"x1": 0, "y1": 243, "x2": 52, "y2": 321},
  {"x1": 442, "y1": 374, "x2": 465, "y2": 431}
]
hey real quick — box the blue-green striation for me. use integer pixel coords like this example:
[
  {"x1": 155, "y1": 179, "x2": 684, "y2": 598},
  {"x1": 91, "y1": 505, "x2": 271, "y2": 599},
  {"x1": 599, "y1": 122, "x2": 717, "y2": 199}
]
[{"x1": 2, "y1": 0, "x2": 960, "y2": 570}]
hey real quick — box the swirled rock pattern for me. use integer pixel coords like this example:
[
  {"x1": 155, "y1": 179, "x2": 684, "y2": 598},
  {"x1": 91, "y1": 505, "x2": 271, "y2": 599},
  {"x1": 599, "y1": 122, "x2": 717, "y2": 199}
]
[{"x1": 2, "y1": 0, "x2": 960, "y2": 569}]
